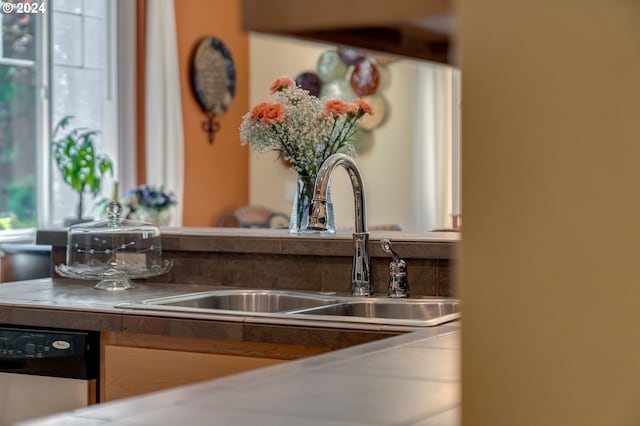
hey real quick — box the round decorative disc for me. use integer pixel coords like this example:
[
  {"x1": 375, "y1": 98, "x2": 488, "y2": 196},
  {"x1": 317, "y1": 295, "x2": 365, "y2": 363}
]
[
  {"x1": 320, "y1": 79, "x2": 356, "y2": 102},
  {"x1": 316, "y1": 50, "x2": 348, "y2": 83},
  {"x1": 192, "y1": 37, "x2": 236, "y2": 114},
  {"x1": 357, "y1": 94, "x2": 386, "y2": 131},
  {"x1": 350, "y1": 59, "x2": 380, "y2": 97},
  {"x1": 337, "y1": 48, "x2": 365, "y2": 66},
  {"x1": 295, "y1": 71, "x2": 322, "y2": 97}
]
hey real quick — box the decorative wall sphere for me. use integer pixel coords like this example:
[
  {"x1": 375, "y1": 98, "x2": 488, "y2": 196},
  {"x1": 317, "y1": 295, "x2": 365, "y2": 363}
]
[
  {"x1": 356, "y1": 94, "x2": 386, "y2": 131},
  {"x1": 350, "y1": 59, "x2": 380, "y2": 97},
  {"x1": 337, "y1": 48, "x2": 366, "y2": 66},
  {"x1": 294, "y1": 71, "x2": 322, "y2": 97},
  {"x1": 320, "y1": 79, "x2": 356, "y2": 102},
  {"x1": 316, "y1": 50, "x2": 348, "y2": 83}
]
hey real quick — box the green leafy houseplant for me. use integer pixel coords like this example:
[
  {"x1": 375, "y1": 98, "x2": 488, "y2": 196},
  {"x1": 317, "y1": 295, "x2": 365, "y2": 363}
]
[{"x1": 51, "y1": 116, "x2": 114, "y2": 224}]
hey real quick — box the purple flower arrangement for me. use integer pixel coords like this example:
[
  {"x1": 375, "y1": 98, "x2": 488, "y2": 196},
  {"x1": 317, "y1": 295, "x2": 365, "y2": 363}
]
[{"x1": 127, "y1": 184, "x2": 177, "y2": 213}]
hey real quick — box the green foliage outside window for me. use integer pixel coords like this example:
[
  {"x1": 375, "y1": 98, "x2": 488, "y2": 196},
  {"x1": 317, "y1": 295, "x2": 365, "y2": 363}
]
[
  {"x1": 1, "y1": 10, "x2": 37, "y2": 231},
  {"x1": 0, "y1": 65, "x2": 37, "y2": 230}
]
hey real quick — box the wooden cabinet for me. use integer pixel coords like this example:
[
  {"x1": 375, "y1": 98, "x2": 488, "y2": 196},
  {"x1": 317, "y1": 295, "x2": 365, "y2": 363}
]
[
  {"x1": 102, "y1": 345, "x2": 283, "y2": 401},
  {"x1": 100, "y1": 332, "x2": 331, "y2": 402}
]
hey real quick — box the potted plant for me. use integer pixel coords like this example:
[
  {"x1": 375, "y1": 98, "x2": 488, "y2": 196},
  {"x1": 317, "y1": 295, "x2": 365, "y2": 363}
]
[{"x1": 51, "y1": 116, "x2": 114, "y2": 226}]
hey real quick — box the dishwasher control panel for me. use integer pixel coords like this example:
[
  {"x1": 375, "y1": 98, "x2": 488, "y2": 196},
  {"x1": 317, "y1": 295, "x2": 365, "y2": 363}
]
[
  {"x1": 0, "y1": 326, "x2": 99, "y2": 379},
  {"x1": 0, "y1": 328, "x2": 85, "y2": 359}
]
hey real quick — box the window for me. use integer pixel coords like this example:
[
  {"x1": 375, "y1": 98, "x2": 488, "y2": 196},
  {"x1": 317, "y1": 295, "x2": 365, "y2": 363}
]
[
  {"x1": 0, "y1": 0, "x2": 133, "y2": 242},
  {"x1": 0, "y1": 4, "x2": 39, "y2": 236},
  {"x1": 50, "y1": 0, "x2": 117, "y2": 226}
]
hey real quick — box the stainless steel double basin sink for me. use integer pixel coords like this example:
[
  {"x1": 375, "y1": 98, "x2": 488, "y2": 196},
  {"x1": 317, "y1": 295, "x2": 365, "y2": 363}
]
[{"x1": 117, "y1": 289, "x2": 460, "y2": 327}]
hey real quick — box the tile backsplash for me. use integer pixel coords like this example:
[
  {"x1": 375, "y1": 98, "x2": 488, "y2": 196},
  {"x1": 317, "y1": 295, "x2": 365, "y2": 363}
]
[{"x1": 44, "y1": 229, "x2": 457, "y2": 297}]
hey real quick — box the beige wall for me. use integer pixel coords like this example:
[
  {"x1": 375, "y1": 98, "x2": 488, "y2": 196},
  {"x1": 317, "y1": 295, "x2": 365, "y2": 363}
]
[
  {"x1": 247, "y1": 34, "x2": 418, "y2": 230},
  {"x1": 461, "y1": 2, "x2": 640, "y2": 424}
]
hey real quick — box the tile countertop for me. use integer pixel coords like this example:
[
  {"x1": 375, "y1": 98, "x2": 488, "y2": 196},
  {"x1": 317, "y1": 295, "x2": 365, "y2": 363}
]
[
  {"x1": 0, "y1": 278, "x2": 459, "y2": 425},
  {"x1": 0, "y1": 278, "x2": 452, "y2": 336},
  {"x1": 18, "y1": 327, "x2": 460, "y2": 426}
]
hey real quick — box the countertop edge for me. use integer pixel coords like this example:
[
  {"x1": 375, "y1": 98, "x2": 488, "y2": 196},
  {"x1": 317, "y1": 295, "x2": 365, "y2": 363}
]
[
  {"x1": 36, "y1": 227, "x2": 459, "y2": 259},
  {"x1": 18, "y1": 326, "x2": 460, "y2": 426}
]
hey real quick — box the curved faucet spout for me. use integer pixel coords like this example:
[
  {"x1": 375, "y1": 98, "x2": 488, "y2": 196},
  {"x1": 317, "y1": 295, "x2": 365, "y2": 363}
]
[
  {"x1": 308, "y1": 153, "x2": 367, "y2": 233},
  {"x1": 307, "y1": 153, "x2": 371, "y2": 296}
]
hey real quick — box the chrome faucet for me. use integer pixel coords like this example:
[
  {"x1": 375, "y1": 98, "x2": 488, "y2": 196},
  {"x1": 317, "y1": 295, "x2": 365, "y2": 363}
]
[
  {"x1": 307, "y1": 153, "x2": 372, "y2": 296},
  {"x1": 380, "y1": 239, "x2": 409, "y2": 298}
]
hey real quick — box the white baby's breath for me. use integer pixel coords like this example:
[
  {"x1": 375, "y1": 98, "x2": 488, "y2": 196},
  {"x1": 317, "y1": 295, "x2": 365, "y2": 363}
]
[{"x1": 240, "y1": 78, "x2": 371, "y2": 178}]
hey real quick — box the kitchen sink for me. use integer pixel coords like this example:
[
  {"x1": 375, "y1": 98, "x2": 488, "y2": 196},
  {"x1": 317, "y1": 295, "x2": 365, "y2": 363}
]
[
  {"x1": 139, "y1": 289, "x2": 338, "y2": 313},
  {"x1": 292, "y1": 299, "x2": 458, "y2": 322},
  {"x1": 116, "y1": 289, "x2": 460, "y2": 328}
]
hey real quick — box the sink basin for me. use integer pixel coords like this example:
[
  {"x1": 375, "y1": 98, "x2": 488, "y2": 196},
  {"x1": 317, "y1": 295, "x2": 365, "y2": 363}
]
[
  {"x1": 140, "y1": 289, "x2": 337, "y2": 313},
  {"x1": 293, "y1": 299, "x2": 458, "y2": 322},
  {"x1": 117, "y1": 289, "x2": 460, "y2": 328}
]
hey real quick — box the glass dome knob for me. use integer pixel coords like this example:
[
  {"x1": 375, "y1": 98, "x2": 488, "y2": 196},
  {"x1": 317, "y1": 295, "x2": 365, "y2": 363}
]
[{"x1": 105, "y1": 201, "x2": 123, "y2": 222}]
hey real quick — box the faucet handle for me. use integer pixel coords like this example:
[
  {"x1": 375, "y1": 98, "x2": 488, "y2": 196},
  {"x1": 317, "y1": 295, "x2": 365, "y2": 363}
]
[
  {"x1": 380, "y1": 239, "x2": 401, "y2": 261},
  {"x1": 380, "y1": 239, "x2": 409, "y2": 298}
]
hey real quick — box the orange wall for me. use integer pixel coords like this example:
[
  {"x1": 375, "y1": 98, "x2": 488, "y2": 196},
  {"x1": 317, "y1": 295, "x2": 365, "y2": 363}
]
[
  {"x1": 137, "y1": 0, "x2": 249, "y2": 226},
  {"x1": 174, "y1": 0, "x2": 249, "y2": 226}
]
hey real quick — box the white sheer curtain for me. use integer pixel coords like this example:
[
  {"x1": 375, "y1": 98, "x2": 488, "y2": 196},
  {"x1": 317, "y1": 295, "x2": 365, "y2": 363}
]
[
  {"x1": 145, "y1": 0, "x2": 184, "y2": 226},
  {"x1": 411, "y1": 63, "x2": 453, "y2": 232},
  {"x1": 117, "y1": 0, "x2": 137, "y2": 203}
]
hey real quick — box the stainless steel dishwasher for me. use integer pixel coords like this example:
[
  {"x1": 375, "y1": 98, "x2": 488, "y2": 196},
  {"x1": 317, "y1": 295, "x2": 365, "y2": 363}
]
[{"x1": 0, "y1": 326, "x2": 99, "y2": 426}]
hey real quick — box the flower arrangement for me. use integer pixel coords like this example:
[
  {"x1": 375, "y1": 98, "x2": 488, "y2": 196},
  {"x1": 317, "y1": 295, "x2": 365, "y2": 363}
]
[
  {"x1": 239, "y1": 76, "x2": 373, "y2": 178},
  {"x1": 126, "y1": 184, "x2": 177, "y2": 213}
]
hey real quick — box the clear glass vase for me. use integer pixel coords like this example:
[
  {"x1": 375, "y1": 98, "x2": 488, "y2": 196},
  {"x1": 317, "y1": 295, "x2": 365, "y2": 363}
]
[{"x1": 289, "y1": 175, "x2": 335, "y2": 234}]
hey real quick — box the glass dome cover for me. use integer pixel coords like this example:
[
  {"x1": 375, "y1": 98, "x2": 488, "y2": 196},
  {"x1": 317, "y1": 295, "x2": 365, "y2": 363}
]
[{"x1": 55, "y1": 201, "x2": 172, "y2": 290}]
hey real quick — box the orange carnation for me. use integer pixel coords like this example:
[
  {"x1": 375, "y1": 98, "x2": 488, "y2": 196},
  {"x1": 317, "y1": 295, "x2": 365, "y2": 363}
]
[
  {"x1": 250, "y1": 102, "x2": 285, "y2": 124},
  {"x1": 261, "y1": 104, "x2": 285, "y2": 124},
  {"x1": 323, "y1": 99, "x2": 353, "y2": 116},
  {"x1": 250, "y1": 102, "x2": 270, "y2": 120},
  {"x1": 354, "y1": 98, "x2": 373, "y2": 116},
  {"x1": 270, "y1": 76, "x2": 296, "y2": 94}
]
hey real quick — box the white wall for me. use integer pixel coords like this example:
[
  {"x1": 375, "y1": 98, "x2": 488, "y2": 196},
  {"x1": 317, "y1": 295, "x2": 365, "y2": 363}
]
[{"x1": 248, "y1": 33, "x2": 427, "y2": 231}]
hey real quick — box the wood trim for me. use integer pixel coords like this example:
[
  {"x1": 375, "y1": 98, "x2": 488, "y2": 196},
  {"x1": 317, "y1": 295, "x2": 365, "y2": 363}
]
[
  {"x1": 242, "y1": 0, "x2": 451, "y2": 32},
  {"x1": 87, "y1": 379, "x2": 98, "y2": 405},
  {"x1": 101, "y1": 331, "x2": 332, "y2": 359},
  {"x1": 241, "y1": 0, "x2": 454, "y2": 63}
]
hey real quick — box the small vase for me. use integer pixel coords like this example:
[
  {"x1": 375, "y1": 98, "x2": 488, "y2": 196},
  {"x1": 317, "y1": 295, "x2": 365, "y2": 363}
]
[
  {"x1": 289, "y1": 175, "x2": 335, "y2": 235},
  {"x1": 133, "y1": 208, "x2": 172, "y2": 227}
]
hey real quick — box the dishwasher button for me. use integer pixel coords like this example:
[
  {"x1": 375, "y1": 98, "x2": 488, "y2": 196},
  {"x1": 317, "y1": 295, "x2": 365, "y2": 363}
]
[{"x1": 52, "y1": 340, "x2": 71, "y2": 350}]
